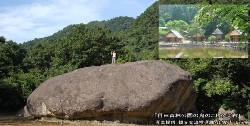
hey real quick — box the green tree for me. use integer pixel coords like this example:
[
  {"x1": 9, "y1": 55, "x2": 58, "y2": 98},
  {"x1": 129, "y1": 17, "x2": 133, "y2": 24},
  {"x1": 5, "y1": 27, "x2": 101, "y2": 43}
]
[
  {"x1": 159, "y1": 29, "x2": 169, "y2": 36},
  {"x1": 21, "y1": 16, "x2": 135, "y2": 50},
  {"x1": 159, "y1": 18, "x2": 165, "y2": 27},
  {"x1": 163, "y1": 58, "x2": 250, "y2": 117},
  {"x1": 208, "y1": 35, "x2": 216, "y2": 43},
  {"x1": 119, "y1": 1, "x2": 159, "y2": 61},
  {"x1": 188, "y1": 20, "x2": 205, "y2": 42},
  {"x1": 165, "y1": 20, "x2": 189, "y2": 33},
  {"x1": 0, "y1": 39, "x2": 27, "y2": 112},
  {"x1": 172, "y1": 6, "x2": 183, "y2": 20},
  {"x1": 159, "y1": 5, "x2": 200, "y2": 24},
  {"x1": 225, "y1": 34, "x2": 231, "y2": 42},
  {"x1": 0, "y1": 36, "x2": 6, "y2": 44},
  {"x1": 0, "y1": 40, "x2": 26, "y2": 78},
  {"x1": 24, "y1": 42, "x2": 54, "y2": 74},
  {"x1": 162, "y1": 13, "x2": 172, "y2": 23},
  {"x1": 103, "y1": 16, "x2": 135, "y2": 32},
  {"x1": 46, "y1": 24, "x2": 124, "y2": 69}
]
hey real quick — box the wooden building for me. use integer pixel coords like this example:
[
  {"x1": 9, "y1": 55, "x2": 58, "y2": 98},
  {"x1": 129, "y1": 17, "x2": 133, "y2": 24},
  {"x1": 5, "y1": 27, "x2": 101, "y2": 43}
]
[
  {"x1": 190, "y1": 33, "x2": 205, "y2": 41},
  {"x1": 164, "y1": 30, "x2": 183, "y2": 42},
  {"x1": 212, "y1": 28, "x2": 223, "y2": 41},
  {"x1": 227, "y1": 28, "x2": 242, "y2": 42}
]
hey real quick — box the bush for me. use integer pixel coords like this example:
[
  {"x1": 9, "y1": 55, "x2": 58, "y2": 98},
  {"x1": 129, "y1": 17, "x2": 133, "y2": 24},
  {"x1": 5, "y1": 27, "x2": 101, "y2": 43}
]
[
  {"x1": 208, "y1": 35, "x2": 216, "y2": 43},
  {"x1": 225, "y1": 34, "x2": 231, "y2": 42}
]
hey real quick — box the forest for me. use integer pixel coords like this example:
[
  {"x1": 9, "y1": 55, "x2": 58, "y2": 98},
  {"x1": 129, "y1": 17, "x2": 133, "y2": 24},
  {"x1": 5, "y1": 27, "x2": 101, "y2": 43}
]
[{"x1": 0, "y1": 0, "x2": 249, "y2": 120}]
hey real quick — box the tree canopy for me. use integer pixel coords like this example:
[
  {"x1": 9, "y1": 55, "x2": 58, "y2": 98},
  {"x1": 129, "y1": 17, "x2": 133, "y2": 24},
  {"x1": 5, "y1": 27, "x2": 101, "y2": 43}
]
[
  {"x1": 188, "y1": 20, "x2": 205, "y2": 37},
  {"x1": 195, "y1": 4, "x2": 249, "y2": 40},
  {"x1": 21, "y1": 16, "x2": 135, "y2": 50},
  {"x1": 165, "y1": 20, "x2": 189, "y2": 33}
]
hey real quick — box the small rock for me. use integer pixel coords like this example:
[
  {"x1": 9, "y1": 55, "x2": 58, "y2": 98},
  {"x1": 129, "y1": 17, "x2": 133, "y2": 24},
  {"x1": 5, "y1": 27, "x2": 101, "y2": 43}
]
[{"x1": 16, "y1": 105, "x2": 32, "y2": 117}]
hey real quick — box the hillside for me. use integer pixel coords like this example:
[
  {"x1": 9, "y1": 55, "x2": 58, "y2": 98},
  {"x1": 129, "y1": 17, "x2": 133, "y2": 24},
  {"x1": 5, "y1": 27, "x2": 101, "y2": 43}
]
[
  {"x1": 21, "y1": 24, "x2": 77, "y2": 49},
  {"x1": 21, "y1": 16, "x2": 135, "y2": 49},
  {"x1": 116, "y1": 1, "x2": 159, "y2": 61},
  {"x1": 87, "y1": 16, "x2": 135, "y2": 33}
]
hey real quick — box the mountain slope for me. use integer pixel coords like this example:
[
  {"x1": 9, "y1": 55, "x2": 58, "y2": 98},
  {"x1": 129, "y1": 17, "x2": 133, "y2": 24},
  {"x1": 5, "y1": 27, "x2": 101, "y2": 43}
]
[
  {"x1": 88, "y1": 16, "x2": 135, "y2": 33},
  {"x1": 21, "y1": 24, "x2": 77, "y2": 49},
  {"x1": 21, "y1": 16, "x2": 135, "y2": 49},
  {"x1": 116, "y1": 1, "x2": 159, "y2": 61}
]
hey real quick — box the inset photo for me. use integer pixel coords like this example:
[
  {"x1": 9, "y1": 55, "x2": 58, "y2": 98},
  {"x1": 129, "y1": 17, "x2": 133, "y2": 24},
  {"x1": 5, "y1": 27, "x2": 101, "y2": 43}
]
[{"x1": 159, "y1": 4, "x2": 248, "y2": 58}]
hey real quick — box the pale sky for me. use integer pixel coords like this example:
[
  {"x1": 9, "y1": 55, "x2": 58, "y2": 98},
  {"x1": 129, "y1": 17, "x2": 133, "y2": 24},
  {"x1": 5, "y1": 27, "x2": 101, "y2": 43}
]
[{"x1": 0, "y1": 0, "x2": 157, "y2": 43}]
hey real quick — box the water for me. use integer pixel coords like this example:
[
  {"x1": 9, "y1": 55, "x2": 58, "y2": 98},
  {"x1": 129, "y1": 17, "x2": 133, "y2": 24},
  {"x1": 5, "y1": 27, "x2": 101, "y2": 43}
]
[{"x1": 159, "y1": 46, "x2": 248, "y2": 58}]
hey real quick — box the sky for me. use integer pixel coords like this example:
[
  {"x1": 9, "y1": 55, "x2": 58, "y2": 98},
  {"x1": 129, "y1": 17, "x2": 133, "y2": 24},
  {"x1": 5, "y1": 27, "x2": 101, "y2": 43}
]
[{"x1": 0, "y1": 0, "x2": 157, "y2": 43}]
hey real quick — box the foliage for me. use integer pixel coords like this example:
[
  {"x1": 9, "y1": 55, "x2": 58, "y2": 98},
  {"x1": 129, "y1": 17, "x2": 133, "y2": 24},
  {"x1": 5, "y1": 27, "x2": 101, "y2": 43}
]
[
  {"x1": 159, "y1": 5, "x2": 200, "y2": 24},
  {"x1": 188, "y1": 20, "x2": 205, "y2": 39},
  {"x1": 0, "y1": 41, "x2": 26, "y2": 78},
  {"x1": 208, "y1": 35, "x2": 216, "y2": 42},
  {"x1": 164, "y1": 58, "x2": 250, "y2": 116},
  {"x1": 225, "y1": 34, "x2": 231, "y2": 42},
  {"x1": 21, "y1": 24, "x2": 77, "y2": 49},
  {"x1": 1, "y1": 23, "x2": 125, "y2": 112},
  {"x1": 195, "y1": 4, "x2": 249, "y2": 40},
  {"x1": 0, "y1": 36, "x2": 6, "y2": 44},
  {"x1": 159, "y1": 29, "x2": 169, "y2": 36},
  {"x1": 118, "y1": 1, "x2": 159, "y2": 61},
  {"x1": 165, "y1": 20, "x2": 189, "y2": 33},
  {"x1": 21, "y1": 16, "x2": 135, "y2": 50},
  {"x1": 88, "y1": 16, "x2": 135, "y2": 33},
  {"x1": 0, "y1": 41, "x2": 27, "y2": 111},
  {"x1": 159, "y1": 18, "x2": 165, "y2": 27}
]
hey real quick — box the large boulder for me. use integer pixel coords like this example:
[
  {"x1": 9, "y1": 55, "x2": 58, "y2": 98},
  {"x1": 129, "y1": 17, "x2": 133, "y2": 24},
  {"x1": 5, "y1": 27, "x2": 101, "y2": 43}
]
[{"x1": 26, "y1": 60, "x2": 196, "y2": 123}]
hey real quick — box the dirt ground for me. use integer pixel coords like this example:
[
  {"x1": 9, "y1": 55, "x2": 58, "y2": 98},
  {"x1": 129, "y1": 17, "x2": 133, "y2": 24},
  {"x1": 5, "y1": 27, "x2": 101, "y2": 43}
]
[{"x1": 0, "y1": 113, "x2": 138, "y2": 126}]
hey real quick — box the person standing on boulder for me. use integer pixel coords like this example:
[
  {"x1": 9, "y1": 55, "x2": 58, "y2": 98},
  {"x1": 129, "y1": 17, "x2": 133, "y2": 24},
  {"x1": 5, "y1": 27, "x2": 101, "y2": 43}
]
[{"x1": 111, "y1": 51, "x2": 116, "y2": 64}]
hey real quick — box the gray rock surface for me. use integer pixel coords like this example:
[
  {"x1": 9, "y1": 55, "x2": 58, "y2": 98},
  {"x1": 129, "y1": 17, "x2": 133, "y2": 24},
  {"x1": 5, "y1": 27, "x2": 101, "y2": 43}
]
[
  {"x1": 16, "y1": 105, "x2": 32, "y2": 117},
  {"x1": 26, "y1": 60, "x2": 196, "y2": 123},
  {"x1": 239, "y1": 115, "x2": 247, "y2": 121},
  {"x1": 218, "y1": 108, "x2": 241, "y2": 122}
]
